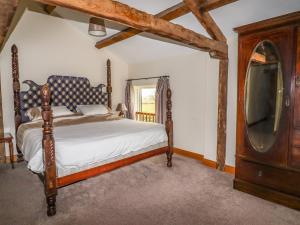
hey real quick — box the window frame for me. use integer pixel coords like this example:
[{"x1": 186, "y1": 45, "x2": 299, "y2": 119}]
[{"x1": 134, "y1": 85, "x2": 156, "y2": 113}]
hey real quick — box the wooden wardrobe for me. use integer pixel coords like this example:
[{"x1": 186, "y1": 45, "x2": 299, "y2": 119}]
[{"x1": 234, "y1": 12, "x2": 300, "y2": 210}]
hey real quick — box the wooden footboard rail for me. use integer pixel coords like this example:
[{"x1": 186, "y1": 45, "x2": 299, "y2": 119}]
[{"x1": 41, "y1": 86, "x2": 174, "y2": 217}]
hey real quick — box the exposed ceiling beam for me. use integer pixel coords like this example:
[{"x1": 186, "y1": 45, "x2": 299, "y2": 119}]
[
  {"x1": 95, "y1": 2, "x2": 189, "y2": 49},
  {"x1": 96, "y1": 0, "x2": 237, "y2": 49},
  {"x1": 35, "y1": 0, "x2": 227, "y2": 55},
  {"x1": 199, "y1": 0, "x2": 238, "y2": 11},
  {"x1": 44, "y1": 4, "x2": 56, "y2": 14},
  {"x1": 0, "y1": 0, "x2": 21, "y2": 50},
  {"x1": 155, "y1": 2, "x2": 189, "y2": 20},
  {"x1": 184, "y1": 0, "x2": 226, "y2": 42}
]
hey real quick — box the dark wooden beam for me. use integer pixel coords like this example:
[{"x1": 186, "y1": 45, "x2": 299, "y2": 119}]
[
  {"x1": 199, "y1": 0, "x2": 238, "y2": 11},
  {"x1": 44, "y1": 4, "x2": 56, "y2": 14},
  {"x1": 155, "y1": 2, "x2": 189, "y2": 20},
  {"x1": 0, "y1": 74, "x2": 4, "y2": 163},
  {"x1": 216, "y1": 59, "x2": 228, "y2": 171},
  {"x1": 184, "y1": 0, "x2": 226, "y2": 42},
  {"x1": 35, "y1": 0, "x2": 227, "y2": 54},
  {"x1": 96, "y1": 0, "x2": 237, "y2": 49},
  {"x1": 0, "y1": 0, "x2": 20, "y2": 50},
  {"x1": 95, "y1": 2, "x2": 189, "y2": 49},
  {"x1": 96, "y1": 28, "x2": 140, "y2": 49}
]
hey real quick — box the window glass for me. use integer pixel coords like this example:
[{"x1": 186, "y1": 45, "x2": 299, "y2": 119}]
[{"x1": 141, "y1": 88, "x2": 156, "y2": 113}]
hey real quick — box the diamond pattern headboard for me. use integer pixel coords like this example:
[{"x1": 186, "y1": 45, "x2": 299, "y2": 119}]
[{"x1": 20, "y1": 75, "x2": 108, "y2": 122}]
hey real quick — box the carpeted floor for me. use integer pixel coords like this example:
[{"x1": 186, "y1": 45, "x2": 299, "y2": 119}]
[{"x1": 0, "y1": 154, "x2": 300, "y2": 225}]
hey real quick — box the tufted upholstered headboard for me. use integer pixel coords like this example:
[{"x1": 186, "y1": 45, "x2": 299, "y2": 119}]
[
  {"x1": 11, "y1": 45, "x2": 112, "y2": 126},
  {"x1": 19, "y1": 75, "x2": 108, "y2": 122}
]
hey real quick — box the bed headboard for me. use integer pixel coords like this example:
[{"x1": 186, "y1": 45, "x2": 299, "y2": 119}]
[
  {"x1": 11, "y1": 45, "x2": 112, "y2": 126},
  {"x1": 19, "y1": 76, "x2": 108, "y2": 122}
]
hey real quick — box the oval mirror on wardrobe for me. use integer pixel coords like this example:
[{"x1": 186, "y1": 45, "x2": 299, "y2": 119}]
[{"x1": 245, "y1": 40, "x2": 284, "y2": 153}]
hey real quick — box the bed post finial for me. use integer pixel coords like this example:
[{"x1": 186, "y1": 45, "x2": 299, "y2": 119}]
[
  {"x1": 166, "y1": 88, "x2": 173, "y2": 167},
  {"x1": 41, "y1": 84, "x2": 57, "y2": 216},
  {"x1": 11, "y1": 44, "x2": 23, "y2": 160},
  {"x1": 107, "y1": 59, "x2": 112, "y2": 109}
]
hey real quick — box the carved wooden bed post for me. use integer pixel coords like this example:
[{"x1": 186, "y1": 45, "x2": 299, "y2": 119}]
[
  {"x1": 11, "y1": 45, "x2": 23, "y2": 160},
  {"x1": 166, "y1": 88, "x2": 173, "y2": 167},
  {"x1": 41, "y1": 84, "x2": 57, "y2": 216},
  {"x1": 106, "y1": 59, "x2": 112, "y2": 109}
]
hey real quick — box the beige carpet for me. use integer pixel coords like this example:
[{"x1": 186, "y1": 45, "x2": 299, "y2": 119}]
[{"x1": 0, "y1": 154, "x2": 299, "y2": 225}]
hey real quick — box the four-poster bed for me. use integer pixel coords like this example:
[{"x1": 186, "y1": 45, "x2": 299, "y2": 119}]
[
  {"x1": 0, "y1": 0, "x2": 234, "y2": 178},
  {"x1": 11, "y1": 44, "x2": 174, "y2": 216},
  {"x1": 2, "y1": 0, "x2": 238, "y2": 218}
]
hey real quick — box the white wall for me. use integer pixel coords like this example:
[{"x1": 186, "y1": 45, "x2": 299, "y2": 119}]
[
  {"x1": 129, "y1": 42, "x2": 239, "y2": 166},
  {"x1": 129, "y1": 52, "x2": 221, "y2": 162},
  {"x1": 204, "y1": 57, "x2": 219, "y2": 163},
  {"x1": 0, "y1": 10, "x2": 129, "y2": 155},
  {"x1": 226, "y1": 37, "x2": 238, "y2": 166}
]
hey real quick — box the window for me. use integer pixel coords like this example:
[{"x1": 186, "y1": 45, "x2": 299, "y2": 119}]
[
  {"x1": 140, "y1": 87, "x2": 156, "y2": 113},
  {"x1": 134, "y1": 85, "x2": 156, "y2": 122}
]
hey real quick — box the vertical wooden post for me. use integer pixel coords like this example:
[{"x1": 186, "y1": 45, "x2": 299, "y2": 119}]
[
  {"x1": 106, "y1": 59, "x2": 112, "y2": 109},
  {"x1": 0, "y1": 70, "x2": 4, "y2": 163},
  {"x1": 41, "y1": 84, "x2": 57, "y2": 216},
  {"x1": 166, "y1": 88, "x2": 173, "y2": 167},
  {"x1": 0, "y1": 42, "x2": 5, "y2": 161},
  {"x1": 11, "y1": 44, "x2": 23, "y2": 160},
  {"x1": 216, "y1": 59, "x2": 228, "y2": 171}
]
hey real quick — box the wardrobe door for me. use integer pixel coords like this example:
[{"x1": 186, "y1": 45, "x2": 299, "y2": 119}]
[
  {"x1": 237, "y1": 27, "x2": 294, "y2": 166},
  {"x1": 290, "y1": 27, "x2": 300, "y2": 169}
]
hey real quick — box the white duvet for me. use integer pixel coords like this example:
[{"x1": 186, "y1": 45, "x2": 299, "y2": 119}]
[{"x1": 19, "y1": 117, "x2": 168, "y2": 177}]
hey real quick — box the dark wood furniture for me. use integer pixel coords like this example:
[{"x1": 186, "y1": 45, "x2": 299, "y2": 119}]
[
  {"x1": 0, "y1": 133, "x2": 14, "y2": 169},
  {"x1": 234, "y1": 12, "x2": 300, "y2": 210},
  {"x1": 11, "y1": 45, "x2": 173, "y2": 216}
]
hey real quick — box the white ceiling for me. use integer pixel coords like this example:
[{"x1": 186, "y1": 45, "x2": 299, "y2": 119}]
[{"x1": 55, "y1": 0, "x2": 300, "y2": 64}]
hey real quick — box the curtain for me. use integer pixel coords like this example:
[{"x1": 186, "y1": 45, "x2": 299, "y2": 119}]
[
  {"x1": 155, "y1": 77, "x2": 170, "y2": 124},
  {"x1": 125, "y1": 81, "x2": 135, "y2": 119}
]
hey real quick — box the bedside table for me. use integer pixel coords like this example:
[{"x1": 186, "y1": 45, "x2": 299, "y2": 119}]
[{"x1": 0, "y1": 133, "x2": 14, "y2": 169}]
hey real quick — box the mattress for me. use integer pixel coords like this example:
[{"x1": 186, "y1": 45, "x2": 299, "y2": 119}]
[{"x1": 17, "y1": 116, "x2": 168, "y2": 177}]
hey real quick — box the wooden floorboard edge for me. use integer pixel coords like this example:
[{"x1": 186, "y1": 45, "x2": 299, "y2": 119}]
[
  {"x1": 173, "y1": 148, "x2": 235, "y2": 174},
  {"x1": 173, "y1": 148, "x2": 204, "y2": 161}
]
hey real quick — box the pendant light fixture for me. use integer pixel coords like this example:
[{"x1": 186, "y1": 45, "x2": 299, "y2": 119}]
[{"x1": 88, "y1": 17, "x2": 107, "y2": 37}]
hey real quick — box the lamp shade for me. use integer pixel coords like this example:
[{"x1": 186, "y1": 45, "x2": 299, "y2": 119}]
[
  {"x1": 88, "y1": 17, "x2": 107, "y2": 37},
  {"x1": 116, "y1": 103, "x2": 128, "y2": 112}
]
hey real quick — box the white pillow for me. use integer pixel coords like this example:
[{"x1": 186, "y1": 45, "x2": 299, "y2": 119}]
[
  {"x1": 25, "y1": 107, "x2": 42, "y2": 121},
  {"x1": 51, "y1": 106, "x2": 74, "y2": 117},
  {"x1": 77, "y1": 104, "x2": 109, "y2": 116}
]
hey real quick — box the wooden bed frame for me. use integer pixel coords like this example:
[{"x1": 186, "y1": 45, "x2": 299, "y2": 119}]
[{"x1": 11, "y1": 44, "x2": 173, "y2": 216}]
